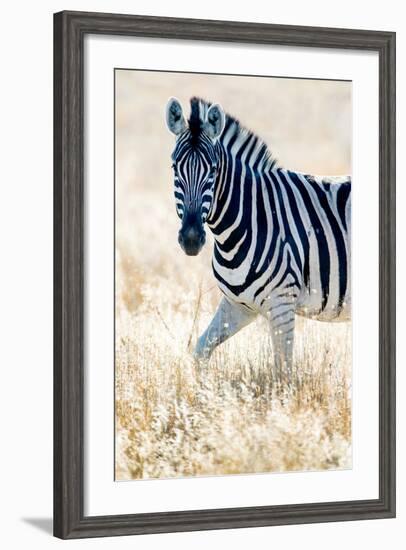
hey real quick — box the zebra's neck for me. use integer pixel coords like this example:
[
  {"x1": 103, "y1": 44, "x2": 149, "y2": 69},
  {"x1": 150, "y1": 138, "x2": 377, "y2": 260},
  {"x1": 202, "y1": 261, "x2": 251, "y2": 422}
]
[
  {"x1": 201, "y1": 101, "x2": 284, "y2": 290},
  {"x1": 217, "y1": 114, "x2": 277, "y2": 174},
  {"x1": 206, "y1": 125, "x2": 277, "y2": 238}
]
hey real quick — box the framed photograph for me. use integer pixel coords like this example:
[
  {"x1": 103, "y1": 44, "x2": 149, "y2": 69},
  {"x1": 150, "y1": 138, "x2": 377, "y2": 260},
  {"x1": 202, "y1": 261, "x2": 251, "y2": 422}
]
[{"x1": 54, "y1": 10, "x2": 396, "y2": 539}]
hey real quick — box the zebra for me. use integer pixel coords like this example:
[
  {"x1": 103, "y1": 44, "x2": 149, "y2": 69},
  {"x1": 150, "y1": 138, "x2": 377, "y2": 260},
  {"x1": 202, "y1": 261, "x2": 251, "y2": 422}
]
[{"x1": 165, "y1": 96, "x2": 351, "y2": 382}]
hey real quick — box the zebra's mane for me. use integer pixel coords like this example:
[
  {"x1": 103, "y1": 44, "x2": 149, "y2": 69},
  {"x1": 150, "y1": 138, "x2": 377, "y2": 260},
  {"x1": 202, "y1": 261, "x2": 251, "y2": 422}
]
[{"x1": 189, "y1": 97, "x2": 278, "y2": 170}]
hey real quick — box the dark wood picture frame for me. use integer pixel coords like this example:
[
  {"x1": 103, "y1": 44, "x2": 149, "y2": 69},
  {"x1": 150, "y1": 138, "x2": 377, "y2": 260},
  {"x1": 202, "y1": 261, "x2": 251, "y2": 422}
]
[{"x1": 54, "y1": 10, "x2": 396, "y2": 539}]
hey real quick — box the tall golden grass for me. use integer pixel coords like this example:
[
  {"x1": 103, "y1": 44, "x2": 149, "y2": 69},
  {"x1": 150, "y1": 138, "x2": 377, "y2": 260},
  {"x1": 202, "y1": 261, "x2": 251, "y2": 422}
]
[{"x1": 115, "y1": 70, "x2": 352, "y2": 481}]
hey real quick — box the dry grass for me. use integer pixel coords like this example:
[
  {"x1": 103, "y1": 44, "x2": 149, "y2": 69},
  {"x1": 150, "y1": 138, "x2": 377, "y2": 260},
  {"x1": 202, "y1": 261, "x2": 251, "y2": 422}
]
[
  {"x1": 115, "y1": 251, "x2": 351, "y2": 481},
  {"x1": 114, "y1": 70, "x2": 352, "y2": 481}
]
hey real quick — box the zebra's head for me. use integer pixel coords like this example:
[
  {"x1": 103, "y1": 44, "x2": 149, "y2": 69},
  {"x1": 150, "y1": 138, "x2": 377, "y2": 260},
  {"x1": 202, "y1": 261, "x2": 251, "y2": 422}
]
[{"x1": 165, "y1": 97, "x2": 225, "y2": 256}]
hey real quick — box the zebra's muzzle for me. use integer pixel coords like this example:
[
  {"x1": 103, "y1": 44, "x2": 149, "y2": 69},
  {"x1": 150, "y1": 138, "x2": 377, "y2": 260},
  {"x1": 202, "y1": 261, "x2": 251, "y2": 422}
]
[{"x1": 178, "y1": 225, "x2": 206, "y2": 256}]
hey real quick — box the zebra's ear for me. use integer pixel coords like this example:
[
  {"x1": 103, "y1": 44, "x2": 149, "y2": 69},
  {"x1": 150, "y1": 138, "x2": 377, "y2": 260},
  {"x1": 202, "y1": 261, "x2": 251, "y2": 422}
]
[
  {"x1": 165, "y1": 97, "x2": 186, "y2": 136},
  {"x1": 205, "y1": 103, "x2": 225, "y2": 141}
]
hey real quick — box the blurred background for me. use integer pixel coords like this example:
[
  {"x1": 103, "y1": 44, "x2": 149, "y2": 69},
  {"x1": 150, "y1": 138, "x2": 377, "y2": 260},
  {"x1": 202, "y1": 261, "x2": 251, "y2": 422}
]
[{"x1": 115, "y1": 69, "x2": 352, "y2": 480}]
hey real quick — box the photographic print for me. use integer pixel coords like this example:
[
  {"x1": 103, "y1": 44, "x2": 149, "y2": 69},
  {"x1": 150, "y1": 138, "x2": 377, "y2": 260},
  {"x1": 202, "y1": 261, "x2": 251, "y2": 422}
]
[
  {"x1": 54, "y1": 12, "x2": 395, "y2": 538},
  {"x1": 114, "y1": 69, "x2": 352, "y2": 482}
]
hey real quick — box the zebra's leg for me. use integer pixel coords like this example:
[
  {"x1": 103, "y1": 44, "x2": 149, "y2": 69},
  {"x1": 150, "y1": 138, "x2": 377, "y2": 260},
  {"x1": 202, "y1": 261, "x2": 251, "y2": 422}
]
[
  {"x1": 194, "y1": 297, "x2": 256, "y2": 362},
  {"x1": 268, "y1": 302, "x2": 296, "y2": 385}
]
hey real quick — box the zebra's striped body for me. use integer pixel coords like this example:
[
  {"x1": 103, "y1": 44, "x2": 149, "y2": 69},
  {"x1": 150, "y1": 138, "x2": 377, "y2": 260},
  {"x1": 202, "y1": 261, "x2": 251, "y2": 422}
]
[
  {"x1": 209, "y1": 167, "x2": 351, "y2": 322},
  {"x1": 166, "y1": 97, "x2": 351, "y2": 381}
]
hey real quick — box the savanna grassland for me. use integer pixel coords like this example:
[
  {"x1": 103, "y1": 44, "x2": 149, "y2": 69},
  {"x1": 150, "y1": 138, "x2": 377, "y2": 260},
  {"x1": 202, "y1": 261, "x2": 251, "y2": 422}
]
[{"x1": 115, "y1": 70, "x2": 352, "y2": 481}]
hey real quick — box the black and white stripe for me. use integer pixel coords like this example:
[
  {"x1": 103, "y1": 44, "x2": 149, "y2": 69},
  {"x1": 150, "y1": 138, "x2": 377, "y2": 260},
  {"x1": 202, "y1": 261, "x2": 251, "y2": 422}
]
[{"x1": 166, "y1": 97, "x2": 351, "y2": 381}]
